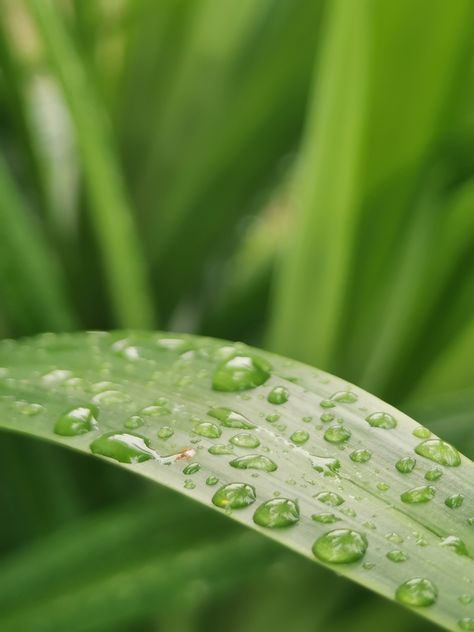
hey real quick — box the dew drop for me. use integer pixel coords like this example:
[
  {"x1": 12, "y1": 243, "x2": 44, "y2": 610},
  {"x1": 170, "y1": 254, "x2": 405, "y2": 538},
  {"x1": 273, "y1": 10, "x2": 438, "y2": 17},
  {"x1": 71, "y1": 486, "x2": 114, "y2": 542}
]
[
  {"x1": 311, "y1": 455, "x2": 341, "y2": 474},
  {"x1": 315, "y1": 491, "x2": 344, "y2": 506},
  {"x1": 184, "y1": 479, "x2": 195, "y2": 489},
  {"x1": 230, "y1": 454, "x2": 277, "y2": 472},
  {"x1": 312, "y1": 513, "x2": 339, "y2": 524},
  {"x1": 290, "y1": 430, "x2": 309, "y2": 445},
  {"x1": 230, "y1": 433, "x2": 260, "y2": 449},
  {"x1": 206, "y1": 475, "x2": 219, "y2": 486},
  {"x1": 124, "y1": 415, "x2": 144, "y2": 430},
  {"x1": 366, "y1": 412, "x2": 397, "y2": 429},
  {"x1": 183, "y1": 462, "x2": 200, "y2": 475},
  {"x1": 92, "y1": 390, "x2": 130, "y2": 405},
  {"x1": 253, "y1": 498, "x2": 299, "y2": 528},
  {"x1": 415, "y1": 439, "x2": 461, "y2": 466},
  {"x1": 350, "y1": 449, "x2": 372, "y2": 463},
  {"x1": 395, "y1": 578, "x2": 437, "y2": 607},
  {"x1": 90, "y1": 432, "x2": 156, "y2": 463},
  {"x1": 445, "y1": 494, "x2": 465, "y2": 509},
  {"x1": 320, "y1": 400, "x2": 336, "y2": 409},
  {"x1": 157, "y1": 425, "x2": 174, "y2": 439},
  {"x1": 387, "y1": 550, "x2": 408, "y2": 563},
  {"x1": 193, "y1": 421, "x2": 221, "y2": 439},
  {"x1": 208, "y1": 407, "x2": 255, "y2": 429},
  {"x1": 141, "y1": 402, "x2": 172, "y2": 417},
  {"x1": 267, "y1": 386, "x2": 289, "y2": 405},
  {"x1": 212, "y1": 354, "x2": 271, "y2": 391},
  {"x1": 459, "y1": 595, "x2": 473, "y2": 606},
  {"x1": 331, "y1": 391, "x2": 358, "y2": 404},
  {"x1": 321, "y1": 413, "x2": 335, "y2": 423},
  {"x1": 395, "y1": 456, "x2": 416, "y2": 474},
  {"x1": 413, "y1": 426, "x2": 431, "y2": 439},
  {"x1": 208, "y1": 444, "x2": 234, "y2": 455},
  {"x1": 324, "y1": 424, "x2": 351, "y2": 444},
  {"x1": 312, "y1": 529, "x2": 367, "y2": 564},
  {"x1": 458, "y1": 618, "x2": 474, "y2": 631},
  {"x1": 400, "y1": 485, "x2": 436, "y2": 504},
  {"x1": 386, "y1": 532, "x2": 404, "y2": 544},
  {"x1": 212, "y1": 482, "x2": 256, "y2": 509},
  {"x1": 265, "y1": 413, "x2": 280, "y2": 423},
  {"x1": 54, "y1": 405, "x2": 98, "y2": 436},
  {"x1": 424, "y1": 468, "x2": 442, "y2": 481},
  {"x1": 377, "y1": 482, "x2": 390, "y2": 491},
  {"x1": 440, "y1": 535, "x2": 468, "y2": 556},
  {"x1": 15, "y1": 401, "x2": 44, "y2": 416}
]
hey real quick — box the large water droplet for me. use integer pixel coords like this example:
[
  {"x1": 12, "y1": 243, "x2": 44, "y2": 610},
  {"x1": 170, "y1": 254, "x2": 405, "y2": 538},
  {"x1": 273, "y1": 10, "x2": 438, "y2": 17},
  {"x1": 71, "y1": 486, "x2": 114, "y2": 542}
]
[
  {"x1": 324, "y1": 424, "x2": 351, "y2": 444},
  {"x1": 194, "y1": 421, "x2": 221, "y2": 438},
  {"x1": 208, "y1": 407, "x2": 255, "y2": 429},
  {"x1": 230, "y1": 454, "x2": 277, "y2": 472},
  {"x1": 395, "y1": 578, "x2": 437, "y2": 607},
  {"x1": 445, "y1": 494, "x2": 464, "y2": 509},
  {"x1": 212, "y1": 482, "x2": 256, "y2": 509},
  {"x1": 54, "y1": 405, "x2": 98, "y2": 436},
  {"x1": 395, "y1": 456, "x2": 416, "y2": 474},
  {"x1": 315, "y1": 491, "x2": 344, "y2": 506},
  {"x1": 267, "y1": 386, "x2": 289, "y2": 405},
  {"x1": 90, "y1": 432, "x2": 156, "y2": 463},
  {"x1": 400, "y1": 485, "x2": 436, "y2": 504},
  {"x1": 253, "y1": 498, "x2": 299, "y2": 528},
  {"x1": 290, "y1": 430, "x2": 309, "y2": 445},
  {"x1": 415, "y1": 439, "x2": 461, "y2": 467},
  {"x1": 212, "y1": 354, "x2": 271, "y2": 391},
  {"x1": 312, "y1": 529, "x2": 368, "y2": 564},
  {"x1": 366, "y1": 412, "x2": 397, "y2": 429},
  {"x1": 230, "y1": 433, "x2": 260, "y2": 449},
  {"x1": 350, "y1": 449, "x2": 372, "y2": 463}
]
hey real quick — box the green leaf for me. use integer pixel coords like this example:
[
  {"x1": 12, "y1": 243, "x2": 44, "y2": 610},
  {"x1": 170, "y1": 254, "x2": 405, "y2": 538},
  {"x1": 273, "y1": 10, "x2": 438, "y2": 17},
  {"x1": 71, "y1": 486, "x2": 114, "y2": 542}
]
[{"x1": 0, "y1": 331, "x2": 472, "y2": 631}]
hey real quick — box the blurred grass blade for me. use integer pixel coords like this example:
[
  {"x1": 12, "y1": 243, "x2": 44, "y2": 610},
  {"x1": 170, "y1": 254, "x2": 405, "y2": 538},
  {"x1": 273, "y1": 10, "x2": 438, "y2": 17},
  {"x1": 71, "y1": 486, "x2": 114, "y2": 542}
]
[
  {"x1": 0, "y1": 331, "x2": 472, "y2": 630},
  {"x1": 0, "y1": 157, "x2": 76, "y2": 333},
  {"x1": 25, "y1": 0, "x2": 156, "y2": 329}
]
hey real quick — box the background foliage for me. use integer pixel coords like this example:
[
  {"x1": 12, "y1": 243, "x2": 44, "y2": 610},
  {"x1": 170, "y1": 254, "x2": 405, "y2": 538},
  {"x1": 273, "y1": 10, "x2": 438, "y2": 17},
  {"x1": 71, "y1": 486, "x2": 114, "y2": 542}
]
[{"x1": 0, "y1": 0, "x2": 473, "y2": 630}]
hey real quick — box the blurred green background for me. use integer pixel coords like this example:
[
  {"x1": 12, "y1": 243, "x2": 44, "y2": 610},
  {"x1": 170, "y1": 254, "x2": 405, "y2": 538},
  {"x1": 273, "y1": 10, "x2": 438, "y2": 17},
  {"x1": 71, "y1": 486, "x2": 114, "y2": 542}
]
[{"x1": 0, "y1": 0, "x2": 473, "y2": 630}]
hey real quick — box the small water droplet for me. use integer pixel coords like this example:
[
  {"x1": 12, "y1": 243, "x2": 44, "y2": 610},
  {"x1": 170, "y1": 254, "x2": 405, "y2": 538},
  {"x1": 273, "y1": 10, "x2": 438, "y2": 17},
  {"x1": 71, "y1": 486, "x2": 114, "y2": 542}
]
[
  {"x1": 93, "y1": 390, "x2": 130, "y2": 405},
  {"x1": 315, "y1": 491, "x2": 344, "y2": 506},
  {"x1": 208, "y1": 407, "x2": 255, "y2": 429},
  {"x1": 341, "y1": 507, "x2": 357, "y2": 518},
  {"x1": 253, "y1": 498, "x2": 299, "y2": 528},
  {"x1": 112, "y1": 338, "x2": 139, "y2": 360},
  {"x1": 440, "y1": 535, "x2": 468, "y2": 556},
  {"x1": 415, "y1": 439, "x2": 461, "y2": 467},
  {"x1": 320, "y1": 413, "x2": 335, "y2": 423},
  {"x1": 90, "y1": 432, "x2": 156, "y2": 463},
  {"x1": 395, "y1": 578, "x2": 437, "y2": 607},
  {"x1": 331, "y1": 391, "x2": 358, "y2": 404},
  {"x1": 395, "y1": 456, "x2": 416, "y2": 473},
  {"x1": 366, "y1": 412, "x2": 397, "y2": 429},
  {"x1": 311, "y1": 455, "x2": 341, "y2": 474},
  {"x1": 387, "y1": 550, "x2": 408, "y2": 563},
  {"x1": 141, "y1": 402, "x2": 172, "y2": 416},
  {"x1": 424, "y1": 468, "x2": 442, "y2": 481},
  {"x1": 459, "y1": 595, "x2": 473, "y2": 606},
  {"x1": 320, "y1": 400, "x2": 336, "y2": 409},
  {"x1": 42, "y1": 369, "x2": 72, "y2": 385},
  {"x1": 350, "y1": 449, "x2": 372, "y2": 463},
  {"x1": 267, "y1": 386, "x2": 289, "y2": 405},
  {"x1": 212, "y1": 354, "x2": 271, "y2": 391},
  {"x1": 413, "y1": 426, "x2": 431, "y2": 439},
  {"x1": 183, "y1": 462, "x2": 200, "y2": 475},
  {"x1": 386, "y1": 533, "x2": 404, "y2": 544},
  {"x1": 445, "y1": 494, "x2": 464, "y2": 509},
  {"x1": 193, "y1": 421, "x2": 221, "y2": 438},
  {"x1": 312, "y1": 529, "x2": 367, "y2": 564},
  {"x1": 184, "y1": 479, "x2": 195, "y2": 489},
  {"x1": 124, "y1": 415, "x2": 144, "y2": 429},
  {"x1": 230, "y1": 454, "x2": 277, "y2": 472},
  {"x1": 230, "y1": 433, "x2": 260, "y2": 449},
  {"x1": 208, "y1": 444, "x2": 234, "y2": 455},
  {"x1": 157, "y1": 425, "x2": 174, "y2": 439},
  {"x1": 54, "y1": 405, "x2": 98, "y2": 436},
  {"x1": 212, "y1": 482, "x2": 256, "y2": 509},
  {"x1": 377, "y1": 482, "x2": 390, "y2": 491},
  {"x1": 312, "y1": 512, "x2": 339, "y2": 524},
  {"x1": 458, "y1": 618, "x2": 474, "y2": 631},
  {"x1": 206, "y1": 475, "x2": 219, "y2": 486},
  {"x1": 400, "y1": 485, "x2": 436, "y2": 504},
  {"x1": 302, "y1": 416, "x2": 313, "y2": 423},
  {"x1": 265, "y1": 413, "x2": 280, "y2": 423},
  {"x1": 290, "y1": 430, "x2": 309, "y2": 445},
  {"x1": 324, "y1": 424, "x2": 351, "y2": 444},
  {"x1": 15, "y1": 401, "x2": 44, "y2": 416}
]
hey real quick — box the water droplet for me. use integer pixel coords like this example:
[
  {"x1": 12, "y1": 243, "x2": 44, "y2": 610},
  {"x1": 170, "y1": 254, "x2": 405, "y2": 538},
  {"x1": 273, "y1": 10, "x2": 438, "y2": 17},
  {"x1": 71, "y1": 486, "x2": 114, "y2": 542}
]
[
  {"x1": 302, "y1": 416, "x2": 312, "y2": 423},
  {"x1": 230, "y1": 454, "x2": 277, "y2": 472},
  {"x1": 395, "y1": 578, "x2": 437, "y2": 607},
  {"x1": 312, "y1": 513, "x2": 339, "y2": 524},
  {"x1": 265, "y1": 413, "x2": 280, "y2": 423},
  {"x1": 253, "y1": 498, "x2": 299, "y2": 528},
  {"x1": 230, "y1": 433, "x2": 260, "y2": 449},
  {"x1": 193, "y1": 421, "x2": 221, "y2": 438},
  {"x1": 141, "y1": 402, "x2": 172, "y2": 416},
  {"x1": 387, "y1": 550, "x2": 408, "y2": 563},
  {"x1": 350, "y1": 449, "x2": 372, "y2": 463},
  {"x1": 331, "y1": 391, "x2": 358, "y2": 404},
  {"x1": 424, "y1": 468, "x2": 442, "y2": 481},
  {"x1": 366, "y1": 412, "x2": 397, "y2": 429},
  {"x1": 184, "y1": 479, "x2": 195, "y2": 489},
  {"x1": 90, "y1": 432, "x2": 156, "y2": 463},
  {"x1": 156, "y1": 425, "x2": 175, "y2": 442},
  {"x1": 377, "y1": 482, "x2": 390, "y2": 491},
  {"x1": 459, "y1": 595, "x2": 473, "y2": 606},
  {"x1": 212, "y1": 354, "x2": 271, "y2": 391},
  {"x1": 341, "y1": 507, "x2": 357, "y2": 518},
  {"x1": 15, "y1": 401, "x2": 44, "y2": 416},
  {"x1": 445, "y1": 494, "x2": 464, "y2": 509},
  {"x1": 315, "y1": 491, "x2": 344, "y2": 506},
  {"x1": 458, "y1": 618, "x2": 474, "y2": 631},
  {"x1": 400, "y1": 485, "x2": 436, "y2": 504},
  {"x1": 208, "y1": 444, "x2": 234, "y2": 455},
  {"x1": 440, "y1": 535, "x2": 468, "y2": 556},
  {"x1": 208, "y1": 407, "x2": 255, "y2": 429},
  {"x1": 267, "y1": 386, "x2": 289, "y2": 405},
  {"x1": 321, "y1": 413, "x2": 335, "y2": 423},
  {"x1": 290, "y1": 430, "x2": 309, "y2": 445},
  {"x1": 362, "y1": 561, "x2": 375, "y2": 570},
  {"x1": 183, "y1": 462, "x2": 200, "y2": 475},
  {"x1": 386, "y1": 533, "x2": 404, "y2": 544},
  {"x1": 212, "y1": 482, "x2": 256, "y2": 509},
  {"x1": 54, "y1": 405, "x2": 98, "y2": 436},
  {"x1": 124, "y1": 415, "x2": 144, "y2": 429},
  {"x1": 324, "y1": 424, "x2": 351, "y2": 443},
  {"x1": 311, "y1": 455, "x2": 341, "y2": 474},
  {"x1": 415, "y1": 439, "x2": 461, "y2": 466},
  {"x1": 413, "y1": 426, "x2": 431, "y2": 439},
  {"x1": 312, "y1": 529, "x2": 367, "y2": 564},
  {"x1": 42, "y1": 369, "x2": 72, "y2": 385},
  {"x1": 396, "y1": 456, "x2": 416, "y2": 474},
  {"x1": 112, "y1": 338, "x2": 139, "y2": 360},
  {"x1": 320, "y1": 400, "x2": 336, "y2": 409},
  {"x1": 206, "y1": 475, "x2": 219, "y2": 486},
  {"x1": 92, "y1": 390, "x2": 130, "y2": 405}
]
